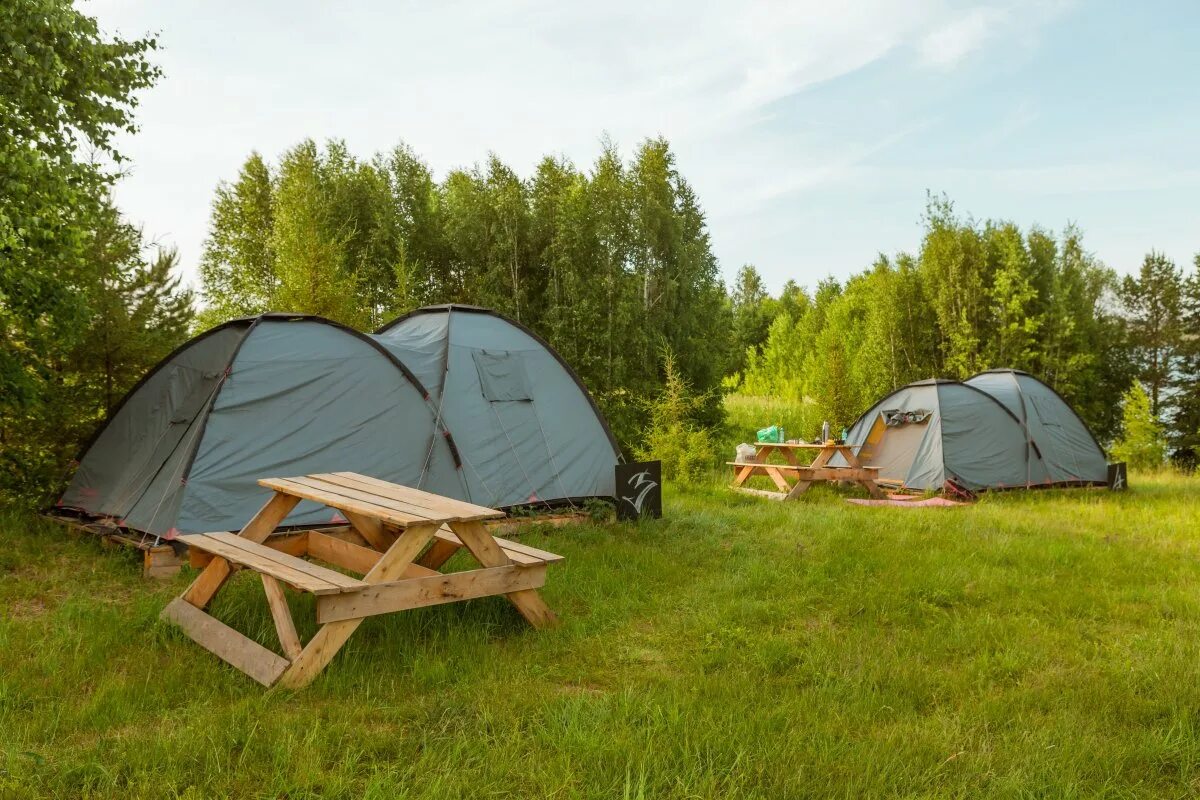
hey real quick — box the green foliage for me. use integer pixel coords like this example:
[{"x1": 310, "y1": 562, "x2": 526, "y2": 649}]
[
  {"x1": 199, "y1": 137, "x2": 731, "y2": 448},
  {"x1": 0, "y1": 0, "x2": 185, "y2": 506},
  {"x1": 1111, "y1": 381, "x2": 1167, "y2": 471},
  {"x1": 727, "y1": 264, "x2": 783, "y2": 378},
  {"x1": 197, "y1": 152, "x2": 276, "y2": 328},
  {"x1": 1120, "y1": 252, "x2": 1184, "y2": 419},
  {"x1": 1172, "y1": 256, "x2": 1200, "y2": 468},
  {"x1": 741, "y1": 198, "x2": 1133, "y2": 441},
  {"x1": 635, "y1": 350, "x2": 717, "y2": 482}
]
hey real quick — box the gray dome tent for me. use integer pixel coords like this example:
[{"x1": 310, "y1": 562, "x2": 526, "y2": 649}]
[
  {"x1": 59, "y1": 306, "x2": 621, "y2": 536},
  {"x1": 836, "y1": 371, "x2": 1107, "y2": 491}
]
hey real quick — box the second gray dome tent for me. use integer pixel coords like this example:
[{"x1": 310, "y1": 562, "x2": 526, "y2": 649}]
[{"x1": 834, "y1": 370, "x2": 1107, "y2": 491}]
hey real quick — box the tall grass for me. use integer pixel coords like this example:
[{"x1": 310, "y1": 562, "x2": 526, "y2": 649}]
[{"x1": 2, "y1": 470, "x2": 1199, "y2": 797}]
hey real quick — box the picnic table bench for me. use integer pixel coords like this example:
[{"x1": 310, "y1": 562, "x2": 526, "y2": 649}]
[
  {"x1": 729, "y1": 441, "x2": 885, "y2": 500},
  {"x1": 161, "y1": 472, "x2": 561, "y2": 688}
]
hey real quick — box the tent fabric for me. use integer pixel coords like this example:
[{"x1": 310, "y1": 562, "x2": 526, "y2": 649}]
[
  {"x1": 59, "y1": 306, "x2": 621, "y2": 536},
  {"x1": 835, "y1": 371, "x2": 1107, "y2": 491}
]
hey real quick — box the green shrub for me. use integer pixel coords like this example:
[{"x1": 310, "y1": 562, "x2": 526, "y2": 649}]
[
  {"x1": 635, "y1": 350, "x2": 718, "y2": 482},
  {"x1": 1111, "y1": 381, "x2": 1167, "y2": 471}
]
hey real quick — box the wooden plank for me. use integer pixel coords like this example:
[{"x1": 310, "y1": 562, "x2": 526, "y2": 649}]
[
  {"x1": 143, "y1": 546, "x2": 184, "y2": 580},
  {"x1": 241, "y1": 492, "x2": 303, "y2": 543},
  {"x1": 182, "y1": 492, "x2": 300, "y2": 610},
  {"x1": 287, "y1": 475, "x2": 451, "y2": 525},
  {"x1": 204, "y1": 532, "x2": 366, "y2": 591},
  {"x1": 307, "y1": 530, "x2": 383, "y2": 574},
  {"x1": 340, "y1": 509, "x2": 392, "y2": 551},
  {"x1": 258, "y1": 477, "x2": 433, "y2": 528},
  {"x1": 763, "y1": 465, "x2": 792, "y2": 492},
  {"x1": 733, "y1": 486, "x2": 788, "y2": 501},
  {"x1": 305, "y1": 530, "x2": 436, "y2": 578},
  {"x1": 266, "y1": 532, "x2": 310, "y2": 558},
  {"x1": 451, "y1": 520, "x2": 558, "y2": 629},
  {"x1": 189, "y1": 531, "x2": 308, "y2": 569},
  {"x1": 727, "y1": 463, "x2": 879, "y2": 481},
  {"x1": 416, "y1": 536, "x2": 462, "y2": 570},
  {"x1": 160, "y1": 598, "x2": 289, "y2": 687},
  {"x1": 434, "y1": 529, "x2": 562, "y2": 565},
  {"x1": 321, "y1": 472, "x2": 503, "y2": 521},
  {"x1": 260, "y1": 575, "x2": 302, "y2": 660},
  {"x1": 444, "y1": 520, "x2": 511, "y2": 569},
  {"x1": 276, "y1": 522, "x2": 442, "y2": 690},
  {"x1": 317, "y1": 564, "x2": 547, "y2": 623},
  {"x1": 309, "y1": 473, "x2": 474, "y2": 518},
  {"x1": 181, "y1": 533, "x2": 364, "y2": 595}
]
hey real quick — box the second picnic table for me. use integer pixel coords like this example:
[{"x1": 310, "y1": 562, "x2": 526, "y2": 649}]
[
  {"x1": 729, "y1": 441, "x2": 885, "y2": 500},
  {"x1": 162, "y1": 471, "x2": 562, "y2": 688}
]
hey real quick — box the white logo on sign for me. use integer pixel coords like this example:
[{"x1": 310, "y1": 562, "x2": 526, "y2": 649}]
[
  {"x1": 621, "y1": 470, "x2": 658, "y2": 514},
  {"x1": 1111, "y1": 468, "x2": 1125, "y2": 491}
]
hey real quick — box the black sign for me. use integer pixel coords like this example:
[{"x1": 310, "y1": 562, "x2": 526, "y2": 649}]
[
  {"x1": 615, "y1": 460, "x2": 662, "y2": 521},
  {"x1": 1107, "y1": 462, "x2": 1128, "y2": 491}
]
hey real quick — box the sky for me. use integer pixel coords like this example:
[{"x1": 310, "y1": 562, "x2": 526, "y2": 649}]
[{"x1": 90, "y1": 0, "x2": 1200, "y2": 294}]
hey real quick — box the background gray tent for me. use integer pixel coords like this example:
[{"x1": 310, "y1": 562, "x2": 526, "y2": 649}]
[
  {"x1": 59, "y1": 306, "x2": 621, "y2": 536},
  {"x1": 835, "y1": 371, "x2": 1107, "y2": 491}
]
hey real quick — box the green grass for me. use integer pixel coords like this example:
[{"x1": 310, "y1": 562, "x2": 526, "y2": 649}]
[{"x1": 2, "y1": 473, "x2": 1200, "y2": 798}]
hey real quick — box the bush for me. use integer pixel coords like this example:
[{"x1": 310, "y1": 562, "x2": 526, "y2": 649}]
[
  {"x1": 635, "y1": 350, "x2": 718, "y2": 482},
  {"x1": 1111, "y1": 381, "x2": 1166, "y2": 471}
]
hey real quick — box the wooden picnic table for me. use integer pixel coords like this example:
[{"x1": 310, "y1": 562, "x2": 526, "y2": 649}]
[
  {"x1": 729, "y1": 441, "x2": 885, "y2": 500},
  {"x1": 161, "y1": 472, "x2": 561, "y2": 688}
]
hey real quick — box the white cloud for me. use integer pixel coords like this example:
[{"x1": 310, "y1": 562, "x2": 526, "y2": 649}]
[
  {"x1": 917, "y1": 6, "x2": 1006, "y2": 68},
  {"x1": 87, "y1": 0, "x2": 1067, "y2": 292}
]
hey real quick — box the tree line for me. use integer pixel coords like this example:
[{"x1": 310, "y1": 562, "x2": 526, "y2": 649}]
[
  {"x1": 198, "y1": 138, "x2": 731, "y2": 443},
  {"x1": 2, "y1": 0, "x2": 1196, "y2": 508},
  {"x1": 729, "y1": 200, "x2": 1200, "y2": 466}
]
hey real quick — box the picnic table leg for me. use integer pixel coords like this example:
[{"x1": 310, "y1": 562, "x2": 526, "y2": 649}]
[
  {"x1": 261, "y1": 575, "x2": 303, "y2": 660},
  {"x1": 277, "y1": 522, "x2": 440, "y2": 690},
  {"x1": 415, "y1": 534, "x2": 461, "y2": 570},
  {"x1": 342, "y1": 509, "x2": 392, "y2": 551},
  {"x1": 763, "y1": 465, "x2": 792, "y2": 493},
  {"x1": 783, "y1": 446, "x2": 836, "y2": 501},
  {"x1": 181, "y1": 492, "x2": 300, "y2": 609},
  {"x1": 451, "y1": 520, "x2": 558, "y2": 629},
  {"x1": 836, "y1": 446, "x2": 886, "y2": 499},
  {"x1": 732, "y1": 463, "x2": 757, "y2": 488}
]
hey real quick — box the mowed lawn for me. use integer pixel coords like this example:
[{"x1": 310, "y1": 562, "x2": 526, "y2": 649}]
[{"x1": 2, "y1": 474, "x2": 1200, "y2": 798}]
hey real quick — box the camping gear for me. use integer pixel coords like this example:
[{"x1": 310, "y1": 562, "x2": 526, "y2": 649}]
[
  {"x1": 831, "y1": 370, "x2": 1108, "y2": 491},
  {"x1": 162, "y1": 471, "x2": 562, "y2": 688},
  {"x1": 821, "y1": 421, "x2": 830, "y2": 442},
  {"x1": 756, "y1": 425, "x2": 784, "y2": 444},
  {"x1": 735, "y1": 443, "x2": 757, "y2": 462},
  {"x1": 729, "y1": 441, "x2": 884, "y2": 500},
  {"x1": 58, "y1": 305, "x2": 621, "y2": 537}
]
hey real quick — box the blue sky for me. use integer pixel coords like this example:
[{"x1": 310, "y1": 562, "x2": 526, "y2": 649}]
[{"x1": 92, "y1": 0, "x2": 1200, "y2": 294}]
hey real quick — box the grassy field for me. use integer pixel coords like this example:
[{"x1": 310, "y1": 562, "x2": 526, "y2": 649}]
[{"x1": 2, "y1": 471, "x2": 1200, "y2": 798}]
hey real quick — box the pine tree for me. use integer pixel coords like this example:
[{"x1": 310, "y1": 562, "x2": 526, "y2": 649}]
[
  {"x1": 1171, "y1": 255, "x2": 1200, "y2": 468},
  {"x1": 1111, "y1": 381, "x2": 1166, "y2": 471},
  {"x1": 1120, "y1": 252, "x2": 1183, "y2": 418}
]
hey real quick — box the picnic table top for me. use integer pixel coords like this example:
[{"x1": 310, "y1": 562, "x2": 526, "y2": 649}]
[
  {"x1": 752, "y1": 441, "x2": 851, "y2": 449},
  {"x1": 258, "y1": 471, "x2": 505, "y2": 528}
]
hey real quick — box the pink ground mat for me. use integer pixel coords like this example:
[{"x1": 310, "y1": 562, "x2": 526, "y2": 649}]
[{"x1": 844, "y1": 495, "x2": 967, "y2": 508}]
